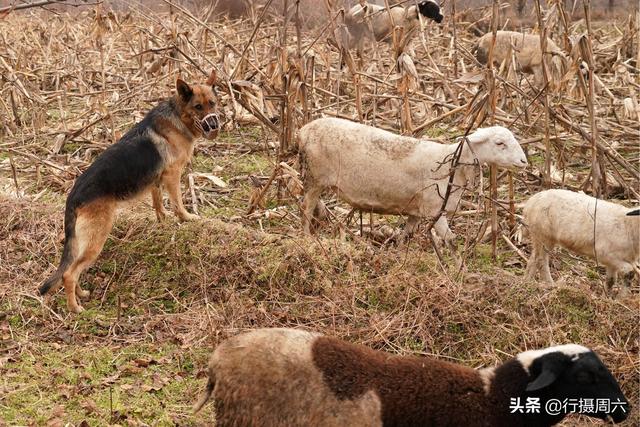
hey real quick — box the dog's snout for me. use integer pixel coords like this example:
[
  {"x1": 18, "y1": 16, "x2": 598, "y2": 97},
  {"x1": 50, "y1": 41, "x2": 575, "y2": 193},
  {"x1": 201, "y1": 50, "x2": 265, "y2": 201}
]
[{"x1": 201, "y1": 113, "x2": 220, "y2": 133}]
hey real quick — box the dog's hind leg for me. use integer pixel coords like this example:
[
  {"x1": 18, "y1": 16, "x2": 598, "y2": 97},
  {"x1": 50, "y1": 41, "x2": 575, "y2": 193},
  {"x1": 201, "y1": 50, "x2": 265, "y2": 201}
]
[
  {"x1": 62, "y1": 200, "x2": 115, "y2": 313},
  {"x1": 151, "y1": 184, "x2": 168, "y2": 221},
  {"x1": 163, "y1": 168, "x2": 199, "y2": 222}
]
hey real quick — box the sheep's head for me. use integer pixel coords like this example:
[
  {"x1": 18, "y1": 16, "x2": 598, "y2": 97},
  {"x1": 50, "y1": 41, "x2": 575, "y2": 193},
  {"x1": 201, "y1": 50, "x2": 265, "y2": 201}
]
[
  {"x1": 516, "y1": 344, "x2": 630, "y2": 424},
  {"x1": 418, "y1": 0, "x2": 443, "y2": 24},
  {"x1": 465, "y1": 126, "x2": 527, "y2": 169}
]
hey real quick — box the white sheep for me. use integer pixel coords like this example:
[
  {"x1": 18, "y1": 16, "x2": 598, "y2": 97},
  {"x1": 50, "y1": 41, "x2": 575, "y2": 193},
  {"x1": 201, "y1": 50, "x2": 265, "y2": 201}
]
[
  {"x1": 298, "y1": 117, "x2": 528, "y2": 247},
  {"x1": 193, "y1": 328, "x2": 630, "y2": 426},
  {"x1": 523, "y1": 189, "x2": 640, "y2": 288},
  {"x1": 344, "y1": 1, "x2": 443, "y2": 58},
  {"x1": 474, "y1": 31, "x2": 567, "y2": 87}
]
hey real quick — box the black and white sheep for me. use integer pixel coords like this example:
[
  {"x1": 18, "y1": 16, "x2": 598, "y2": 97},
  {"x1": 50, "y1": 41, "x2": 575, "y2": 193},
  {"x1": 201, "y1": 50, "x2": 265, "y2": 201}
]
[
  {"x1": 344, "y1": 1, "x2": 443, "y2": 58},
  {"x1": 523, "y1": 189, "x2": 640, "y2": 288},
  {"x1": 193, "y1": 328, "x2": 630, "y2": 426},
  {"x1": 298, "y1": 117, "x2": 528, "y2": 247}
]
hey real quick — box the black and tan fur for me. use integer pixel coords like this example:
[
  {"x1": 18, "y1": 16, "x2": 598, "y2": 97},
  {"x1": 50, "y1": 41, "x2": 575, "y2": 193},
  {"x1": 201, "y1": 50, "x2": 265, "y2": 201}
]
[{"x1": 40, "y1": 71, "x2": 222, "y2": 313}]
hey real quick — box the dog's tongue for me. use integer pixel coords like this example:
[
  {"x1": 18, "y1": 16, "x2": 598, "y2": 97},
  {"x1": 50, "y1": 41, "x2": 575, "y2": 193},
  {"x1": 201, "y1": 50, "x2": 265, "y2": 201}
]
[{"x1": 201, "y1": 113, "x2": 219, "y2": 134}]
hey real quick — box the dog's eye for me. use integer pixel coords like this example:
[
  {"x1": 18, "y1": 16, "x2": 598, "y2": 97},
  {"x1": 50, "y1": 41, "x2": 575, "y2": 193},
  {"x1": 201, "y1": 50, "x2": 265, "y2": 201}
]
[{"x1": 195, "y1": 104, "x2": 203, "y2": 110}]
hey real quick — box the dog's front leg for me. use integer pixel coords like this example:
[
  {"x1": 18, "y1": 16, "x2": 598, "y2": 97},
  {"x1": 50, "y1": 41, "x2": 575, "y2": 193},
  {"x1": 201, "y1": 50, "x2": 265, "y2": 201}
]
[
  {"x1": 163, "y1": 170, "x2": 199, "y2": 222},
  {"x1": 151, "y1": 184, "x2": 168, "y2": 221}
]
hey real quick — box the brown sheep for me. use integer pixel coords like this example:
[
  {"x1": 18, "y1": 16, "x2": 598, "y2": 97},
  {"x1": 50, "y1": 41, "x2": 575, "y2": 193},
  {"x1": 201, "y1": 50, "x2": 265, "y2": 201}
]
[{"x1": 194, "y1": 328, "x2": 630, "y2": 426}]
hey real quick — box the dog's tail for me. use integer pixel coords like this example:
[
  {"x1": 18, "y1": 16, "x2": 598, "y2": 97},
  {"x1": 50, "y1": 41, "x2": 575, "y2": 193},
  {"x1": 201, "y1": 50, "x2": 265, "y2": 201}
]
[
  {"x1": 39, "y1": 203, "x2": 77, "y2": 296},
  {"x1": 193, "y1": 370, "x2": 216, "y2": 414}
]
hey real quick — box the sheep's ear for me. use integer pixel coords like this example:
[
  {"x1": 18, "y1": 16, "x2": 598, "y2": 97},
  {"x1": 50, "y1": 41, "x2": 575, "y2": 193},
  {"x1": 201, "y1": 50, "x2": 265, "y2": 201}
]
[
  {"x1": 526, "y1": 369, "x2": 558, "y2": 391},
  {"x1": 627, "y1": 209, "x2": 640, "y2": 216},
  {"x1": 526, "y1": 355, "x2": 566, "y2": 392},
  {"x1": 176, "y1": 78, "x2": 193, "y2": 101},
  {"x1": 465, "y1": 129, "x2": 489, "y2": 145}
]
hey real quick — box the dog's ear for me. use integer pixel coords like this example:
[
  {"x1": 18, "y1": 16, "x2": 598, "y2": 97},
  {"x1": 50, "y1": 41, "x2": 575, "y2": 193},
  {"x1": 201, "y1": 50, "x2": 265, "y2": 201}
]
[
  {"x1": 176, "y1": 78, "x2": 193, "y2": 101},
  {"x1": 206, "y1": 70, "x2": 217, "y2": 87}
]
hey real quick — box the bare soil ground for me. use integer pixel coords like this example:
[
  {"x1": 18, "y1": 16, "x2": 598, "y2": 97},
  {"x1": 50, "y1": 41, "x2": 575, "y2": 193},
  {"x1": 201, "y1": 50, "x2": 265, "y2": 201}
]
[{"x1": 0, "y1": 1, "x2": 638, "y2": 426}]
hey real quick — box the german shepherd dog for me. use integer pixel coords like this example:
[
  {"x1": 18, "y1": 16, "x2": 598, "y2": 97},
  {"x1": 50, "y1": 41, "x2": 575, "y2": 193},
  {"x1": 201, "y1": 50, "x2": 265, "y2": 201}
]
[{"x1": 40, "y1": 71, "x2": 222, "y2": 313}]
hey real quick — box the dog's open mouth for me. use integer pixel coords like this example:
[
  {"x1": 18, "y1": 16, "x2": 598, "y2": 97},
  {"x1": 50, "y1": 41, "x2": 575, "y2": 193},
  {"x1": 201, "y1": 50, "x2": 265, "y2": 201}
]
[{"x1": 201, "y1": 113, "x2": 220, "y2": 139}]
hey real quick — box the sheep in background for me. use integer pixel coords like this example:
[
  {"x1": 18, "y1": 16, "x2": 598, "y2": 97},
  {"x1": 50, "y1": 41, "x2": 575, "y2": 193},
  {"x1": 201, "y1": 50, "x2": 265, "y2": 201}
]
[
  {"x1": 474, "y1": 31, "x2": 568, "y2": 87},
  {"x1": 193, "y1": 328, "x2": 630, "y2": 426},
  {"x1": 298, "y1": 118, "x2": 527, "y2": 249},
  {"x1": 344, "y1": 1, "x2": 443, "y2": 58},
  {"x1": 523, "y1": 189, "x2": 640, "y2": 289}
]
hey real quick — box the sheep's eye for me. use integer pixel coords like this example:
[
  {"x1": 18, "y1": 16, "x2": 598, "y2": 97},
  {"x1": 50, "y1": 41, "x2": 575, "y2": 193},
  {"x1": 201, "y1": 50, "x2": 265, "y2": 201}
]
[
  {"x1": 195, "y1": 104, "x2": 203, "y2": 110},
  {"x1": 208, "y1": 100, "x2": 215, "y2": 107},
  {"x1": 496, "y1": 141, "x2": 505, "y2": 146}
]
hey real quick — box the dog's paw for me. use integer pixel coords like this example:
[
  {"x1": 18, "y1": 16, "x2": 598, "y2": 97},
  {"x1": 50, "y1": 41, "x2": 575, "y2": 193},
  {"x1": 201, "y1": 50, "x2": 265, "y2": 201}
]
[
  {"x1": 179, "y1": 212, "x2": 200, "y2": 222},
  {"x1": 155, "y1": 209, "x2": 168, "y2": 222},
  {"x1": 68, "y1": 303, "x2": 85, "y2": 314}
]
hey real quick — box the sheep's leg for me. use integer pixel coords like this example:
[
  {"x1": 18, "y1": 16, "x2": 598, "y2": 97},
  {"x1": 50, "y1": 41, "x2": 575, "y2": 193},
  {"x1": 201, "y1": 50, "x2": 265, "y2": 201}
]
[
  {"x1": 605, "y1": 267, "x2": 618, "y2": 290},
  {"x1": 357, "y1": 39, "x2": 365, "y2": 69},
  {"x1": 532, "y1": 65, "x2": 544, "y2": 88},
  {"x1": 433, "y1": 216, "x2": 456, "y2": 252},
  {"x1": 314, "y1": 200, "x2": 328, "y2": 221},
  {"x1": 539, "y1": 245, "x2": 554, "y2": 285},
  {"x1": 399, "y1": 215, "x2": 420, "y2": 243},
  {"x1": 301, "y1": 185, "x2": 323, "y2": 235},
  {"x1": 429, "y1": 229, "x2": 444, "y2": 249},
  {"x1": 615, "y1": 270, "x2": 633, "y2": 297},
  {"x1": 524, "y1": 243, "x2": 540, "y2": 280}
]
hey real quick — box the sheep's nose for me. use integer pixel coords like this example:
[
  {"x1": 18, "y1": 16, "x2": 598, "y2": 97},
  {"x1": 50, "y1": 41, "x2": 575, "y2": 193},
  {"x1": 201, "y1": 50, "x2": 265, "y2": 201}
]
[{"x1": 520, "y1": 158, "x2": 528, "y2": 166}]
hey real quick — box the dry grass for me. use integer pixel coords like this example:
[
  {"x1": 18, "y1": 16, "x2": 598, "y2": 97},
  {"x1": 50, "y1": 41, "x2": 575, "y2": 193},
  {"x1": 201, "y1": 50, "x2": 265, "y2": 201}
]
[
  {"x1": 0, "y1": 1, "x2": 639, "y2": 425},
  {"x1": 1, "y1": 196, "x2": 639, "y2": 425}
]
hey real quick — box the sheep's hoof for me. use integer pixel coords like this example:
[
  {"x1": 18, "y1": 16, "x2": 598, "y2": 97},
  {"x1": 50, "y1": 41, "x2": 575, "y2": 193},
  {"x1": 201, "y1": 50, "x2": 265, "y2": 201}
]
[
  {"x1": 611, "y1": 286, "x2": 630, "y2": 299},
  {"x1": 538, "y1": 281, "x2": 556, "y2": 290},
  {"x1": 386, "y1": 231, "x2": 407, "y2": 248},
  {"x1": 452, "y1": 254, "x2": 463, "y2": 271}
]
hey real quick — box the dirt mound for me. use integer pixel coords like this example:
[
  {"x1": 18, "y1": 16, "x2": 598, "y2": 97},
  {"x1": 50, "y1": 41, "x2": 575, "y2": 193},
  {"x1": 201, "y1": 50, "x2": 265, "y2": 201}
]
[{"x1": 1, "y1": 196, "x2": 637, "y2": 424}]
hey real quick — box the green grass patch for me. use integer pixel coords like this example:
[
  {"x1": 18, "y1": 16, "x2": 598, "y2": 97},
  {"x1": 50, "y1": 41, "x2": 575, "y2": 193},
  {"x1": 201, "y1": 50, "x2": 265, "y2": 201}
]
[{"x1": 1, "y1": 342, "x2": 213, "y2": 425}]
